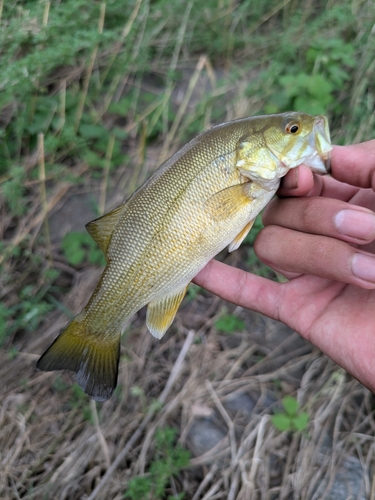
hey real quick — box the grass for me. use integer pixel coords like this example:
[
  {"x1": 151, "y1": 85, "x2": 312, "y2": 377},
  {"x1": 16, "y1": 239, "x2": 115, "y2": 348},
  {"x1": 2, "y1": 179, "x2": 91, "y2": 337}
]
[{"x1": 1, "y1": 0, "x2": 375, "y2": 498}]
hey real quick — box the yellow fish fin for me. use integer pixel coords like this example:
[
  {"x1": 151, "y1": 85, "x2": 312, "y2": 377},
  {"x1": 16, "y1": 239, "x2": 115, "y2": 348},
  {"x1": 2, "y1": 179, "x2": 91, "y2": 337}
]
[
  {"x1": 36, "y1": 319, "x2": 120, "y2": 402},
  {"x1": 205, "y1": 184, "x2": 254, "y2": 221},
  {"x1": 86, "y1": 203, "x2": 127, "y2": 258},
  {"x1": 228, "y1": 219, "x2": 255, "y2": 252},
  {"x1": 146, "y1": 285, "x2": 188, "y2": 339}
]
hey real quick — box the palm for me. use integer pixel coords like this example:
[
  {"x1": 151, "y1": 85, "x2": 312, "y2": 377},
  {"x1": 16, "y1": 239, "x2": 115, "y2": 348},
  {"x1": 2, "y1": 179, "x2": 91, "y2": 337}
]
[
  {"x1": 279, "y1": 275, "x2": 375, "y2": 391},
  {"x1": 194, "y1": 154, "x2": 375, "y2": 393}
]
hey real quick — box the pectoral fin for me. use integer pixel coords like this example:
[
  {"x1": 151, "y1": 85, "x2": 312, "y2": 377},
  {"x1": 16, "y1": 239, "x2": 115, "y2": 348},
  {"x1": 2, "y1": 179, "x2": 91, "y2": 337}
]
[
  {"x1": 146, "y1": 286, "x2": 188, "y2": 339},
  {"x1": 86, "y1": 203, "x2": 127, "y2": 258},
  {"x1": 205, "y1": 184, "x2": 254, "y2": 221},
  {"x1": 228, "y1": 219, "x2": 255, "y2": 252}
]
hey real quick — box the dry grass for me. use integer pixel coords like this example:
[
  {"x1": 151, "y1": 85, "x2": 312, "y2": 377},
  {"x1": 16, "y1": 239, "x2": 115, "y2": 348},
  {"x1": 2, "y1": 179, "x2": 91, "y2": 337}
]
[
  {"x1": 1, "y1": 254, "x2": 375, "y2": 498},
  {"x1": 2, "y1": 1, "x2": 375, "y2": 498}
]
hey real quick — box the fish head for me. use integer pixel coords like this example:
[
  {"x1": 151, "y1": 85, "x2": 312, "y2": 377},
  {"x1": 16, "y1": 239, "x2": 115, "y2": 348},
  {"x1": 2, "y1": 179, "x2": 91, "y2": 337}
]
[{"x1": 263, "y1": 112, "x2": 332, "y2": 174}]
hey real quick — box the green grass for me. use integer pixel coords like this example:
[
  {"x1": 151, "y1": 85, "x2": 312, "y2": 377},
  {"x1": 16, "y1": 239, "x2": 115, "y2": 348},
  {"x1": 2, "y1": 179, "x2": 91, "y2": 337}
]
[
  {"x1": 2, "y1": 0, "x2": 375, "y2": 370},
  {"x1": 124, "y1": 427, "x2": 190, "y2": 500},
  {"x1": 1, "y1": 3, "x2": 375, "y2": 495}
]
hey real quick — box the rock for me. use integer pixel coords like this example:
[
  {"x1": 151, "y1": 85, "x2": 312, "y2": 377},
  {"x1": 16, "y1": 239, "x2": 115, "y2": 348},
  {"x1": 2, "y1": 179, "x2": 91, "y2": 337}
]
[
  {"x1": 314, "y1": 454, "x2": 367, "y2": 500},
  {"x1": 187, "y1": 417, "x2": 226, "y2": 457},
  {"x1": 223, "y1": 392, "x2": 256, "y2": 416}
]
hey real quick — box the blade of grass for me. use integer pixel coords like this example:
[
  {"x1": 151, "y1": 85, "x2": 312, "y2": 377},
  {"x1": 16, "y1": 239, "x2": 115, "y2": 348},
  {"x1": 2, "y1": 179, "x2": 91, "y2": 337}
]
[
  {"x1": 99, "y1": 133, "x2": 116, "y2": 216},
  {"x1": 87, "y1": 330, "x2": 195, "y2": 500},
  {"x1": 160, "y1": 55, "x2": 207, "y2": 163},
  {"x1": 99, "y1": 0, "x2": 143, "y2": 86},
  {"x1": 42, "y1": 1, "x2": 50, "y2": 26},
  {"x1": 74, "y1": 2, "x2": 106, "y2": 132},
  {"x1": 37, "y1": 133, "x2": 52, "y2": 263}
]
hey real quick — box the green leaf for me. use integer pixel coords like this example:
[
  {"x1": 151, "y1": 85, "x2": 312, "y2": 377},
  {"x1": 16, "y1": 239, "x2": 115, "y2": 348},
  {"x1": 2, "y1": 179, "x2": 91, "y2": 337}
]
[
  {"x1": 0, "y1": 303, "x2": 11, "y2": 346},
  {"x1": 83, "y1": 150, "x2": 106, "y2": 169},
  {"x1": 292, "y1": 412, "x2": 309, "y2": 431},
  {"x1": 112, "y1": 127, "x2": 129, "y2": 140},
  {"x1": 109, "y1": 96, "x2": 132, "y2": 116},
  {"x1": 293, "y1": 97, "x2": 327, "y2": 116},
  {"x1": 271, "y1": 413, "x2": 291, "y2": 431},
  {"x1": 215, "y1": 314, "x2": 245, "y2": 333},
  {"x1": 186, "y1": 283, "x2": 202, "y2": 301},
  {"x1": 168, "y1": 493, "x2": 185, "y2": 500},
  {"x1": 282, "y1": 395, "x2": 299, "y2": 416},
  {"x1": 79, "y1": 123, "x2": 108, "y2": 139},
  {"x1": 307, "y1": 74, "x2": 333, "y2": 99},
  {"x1": 125, "y1": 476, "x2": 152, "y2": 499},
  {"x1": 61, "y1": 231, "x2": 105, "y2": 267}
]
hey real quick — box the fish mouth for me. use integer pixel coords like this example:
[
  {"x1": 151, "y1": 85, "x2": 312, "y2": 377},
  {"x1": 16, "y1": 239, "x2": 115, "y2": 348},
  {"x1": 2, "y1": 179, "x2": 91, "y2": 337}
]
[
  {"x1": 323, "y1": 155, "x2": 331, "y2": 174},
  {"x1": 303, "y1": 152, "x2": 331, "y2": 175},
  {"x1": 305, "y1": 115, "x2": 332, "y2": 174}
]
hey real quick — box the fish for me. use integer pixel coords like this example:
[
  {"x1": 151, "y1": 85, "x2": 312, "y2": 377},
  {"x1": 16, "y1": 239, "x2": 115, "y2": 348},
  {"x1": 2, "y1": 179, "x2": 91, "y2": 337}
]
[{"x1": 37, "y1": 112, "x2": 332, "y2": 401}]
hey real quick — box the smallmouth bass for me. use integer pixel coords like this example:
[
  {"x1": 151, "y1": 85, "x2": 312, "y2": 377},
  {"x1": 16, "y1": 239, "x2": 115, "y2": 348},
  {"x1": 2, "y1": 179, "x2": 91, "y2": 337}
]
[{"x1": 37, "y1": 112, "x2": 332, "y2": 401}]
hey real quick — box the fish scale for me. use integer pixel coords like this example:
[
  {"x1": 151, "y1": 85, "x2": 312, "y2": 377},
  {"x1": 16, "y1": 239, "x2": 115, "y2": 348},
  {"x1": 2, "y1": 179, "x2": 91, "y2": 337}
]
[{"x1": 37, "y1": 112, "x2": 332, "y2": 401}]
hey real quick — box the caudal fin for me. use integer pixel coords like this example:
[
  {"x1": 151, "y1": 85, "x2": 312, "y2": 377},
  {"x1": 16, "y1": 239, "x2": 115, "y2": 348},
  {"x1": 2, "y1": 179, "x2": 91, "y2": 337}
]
[{"x1": 36, "y1": 319, "x2": 120, "y2": 402}]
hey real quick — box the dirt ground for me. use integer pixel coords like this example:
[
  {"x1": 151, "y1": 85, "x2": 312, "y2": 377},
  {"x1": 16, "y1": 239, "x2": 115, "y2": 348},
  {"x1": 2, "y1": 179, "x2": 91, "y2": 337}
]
[{"x1": 2, "y1": 184, "x2": 374, "y2": 498}]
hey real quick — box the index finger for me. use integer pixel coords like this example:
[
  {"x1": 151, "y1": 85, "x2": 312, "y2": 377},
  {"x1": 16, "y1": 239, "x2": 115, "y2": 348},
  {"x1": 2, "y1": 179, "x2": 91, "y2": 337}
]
[{"x1": 331, "y1": 140, "x2": 375, "y2": 190}]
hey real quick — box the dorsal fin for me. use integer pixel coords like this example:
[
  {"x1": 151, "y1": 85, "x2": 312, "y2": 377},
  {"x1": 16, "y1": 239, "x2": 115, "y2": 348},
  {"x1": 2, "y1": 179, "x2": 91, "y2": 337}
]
[{"x1": 86, "y1": 203, "x2": 127, "y2": 258}]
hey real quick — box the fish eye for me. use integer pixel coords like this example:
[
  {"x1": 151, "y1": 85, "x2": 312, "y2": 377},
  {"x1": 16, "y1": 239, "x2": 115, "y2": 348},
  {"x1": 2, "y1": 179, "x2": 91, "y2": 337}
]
[{"x1": 286, "y1": 122, "x2": 300, "y2": 134}]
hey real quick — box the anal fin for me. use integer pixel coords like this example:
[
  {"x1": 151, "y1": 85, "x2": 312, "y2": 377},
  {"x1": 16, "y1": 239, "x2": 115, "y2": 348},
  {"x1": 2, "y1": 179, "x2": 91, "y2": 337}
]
[
  {"x1": 146, "y1": 285, "x2": 188, "y2": 339},
  {"x1": 228, "y1": 219, "x2": 255, "y2": 252}
]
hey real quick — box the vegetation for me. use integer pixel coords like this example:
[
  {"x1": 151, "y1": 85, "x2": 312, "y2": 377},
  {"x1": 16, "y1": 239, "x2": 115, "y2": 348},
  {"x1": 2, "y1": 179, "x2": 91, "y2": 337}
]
[
  {"x1": 1, "y1": 0, "x2": 375, "y2": 498},
  {"x1": 125, "y1": 427, "x2": 190, "y2": 500},
  {"x1": 271, "y1": 395, "x2": 309, "y2": 432}
]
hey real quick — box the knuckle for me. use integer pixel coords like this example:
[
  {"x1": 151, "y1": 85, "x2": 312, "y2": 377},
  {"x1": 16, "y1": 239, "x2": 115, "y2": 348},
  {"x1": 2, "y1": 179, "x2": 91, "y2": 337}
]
[{"x1": 299, "y1": 197, "x2": 319, "y2": 227}]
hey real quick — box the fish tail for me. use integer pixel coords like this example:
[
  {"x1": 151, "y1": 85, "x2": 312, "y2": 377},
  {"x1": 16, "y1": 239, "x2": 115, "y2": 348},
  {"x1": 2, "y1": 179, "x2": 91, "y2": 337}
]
[{"x1": 36, "y1": 318, "x2": 120, "y2": 402}]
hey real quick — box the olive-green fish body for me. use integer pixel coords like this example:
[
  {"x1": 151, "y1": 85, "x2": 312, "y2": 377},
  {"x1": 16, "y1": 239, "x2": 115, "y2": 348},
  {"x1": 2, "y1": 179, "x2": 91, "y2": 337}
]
[{"x1": 37, "y1": 112, "x2": 332, "y2": 400}]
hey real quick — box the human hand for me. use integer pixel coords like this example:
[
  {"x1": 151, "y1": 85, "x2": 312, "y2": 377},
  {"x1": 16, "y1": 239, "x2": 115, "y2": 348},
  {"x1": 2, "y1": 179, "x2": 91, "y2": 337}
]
[{"x1": 193, "y1": 140, "x2": 375, "y2": 392}]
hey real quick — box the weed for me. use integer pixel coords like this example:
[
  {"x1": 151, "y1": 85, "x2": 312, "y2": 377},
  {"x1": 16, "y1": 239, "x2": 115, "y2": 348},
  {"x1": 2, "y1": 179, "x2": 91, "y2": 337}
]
[
  {"x1": 61, "y1": 231, "x2": 105, "y2": 267},
  {"x1": 0, "y1": 0, "x2": 374, "y2": 346},
  {"x1": 186, "y1": 283, "x2": 202, "y2": 301},
  {"x1": 215, "y1": 313, "x2": 245, "y2": 334},
  {"x1": 1, "y1": 0, "x2": 375, "y2": 497},
  {"x1": 271, "y1": 395, "x2": 309, "y2": 432},
  {"x1": 125, "y1": 426, "x2": 190, "y2": 500},
  {"x1": 1, "y1": 277, "x2": 57, "y2": 347},
  {"x1": 69, "y1": 383, "x2": 94, "y2": 423}
]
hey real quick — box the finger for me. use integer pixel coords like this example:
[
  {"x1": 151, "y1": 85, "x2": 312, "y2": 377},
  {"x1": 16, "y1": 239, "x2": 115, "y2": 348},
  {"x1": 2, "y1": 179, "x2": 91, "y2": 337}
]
[
  {"x1": 313, "y1": 175, "x2": 360, "y2": 200},
  {"x1": 279, "y1": 168, "x2": 360, "y2": 200},
  {"x1": 278, "y1": 165, "x2": 314, "y2": 196},
  {"x1": 262, "y1": 196, "x2": 375, "y2": 246},
  {"x1": 280, "y1": 172, "x2": 360, "y2": 200},
  {"x1": 330, "y1": 141, "x2": 375, "y2": 190},
  {"x1": 254, "y1": 225, "x2": 375, "y2": 289},
  {"x1": 277, "y1": 141, "x2": 375, "y2": 200},
  {"x1": 193, "y1": 260, "x2": 282, "y2": 320}
]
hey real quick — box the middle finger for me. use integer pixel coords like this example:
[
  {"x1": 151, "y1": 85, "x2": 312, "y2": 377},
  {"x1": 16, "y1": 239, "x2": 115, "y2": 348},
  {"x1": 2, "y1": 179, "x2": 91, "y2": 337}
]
[{"x1": 263, "y1": 196, "x2": 375, "y2": 246}]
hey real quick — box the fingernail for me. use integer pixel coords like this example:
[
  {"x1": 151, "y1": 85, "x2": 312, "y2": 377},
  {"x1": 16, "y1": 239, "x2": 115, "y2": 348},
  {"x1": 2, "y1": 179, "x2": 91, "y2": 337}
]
[
  {"x1": 335, "y1": 209, "x2": 375, "y2": 240},
  {"x1": 282, "y1": 169, "x2": 299, "y2": 190},
  {"x1": 351, "y1": 253, "x2": 375, "y2": 284}
]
